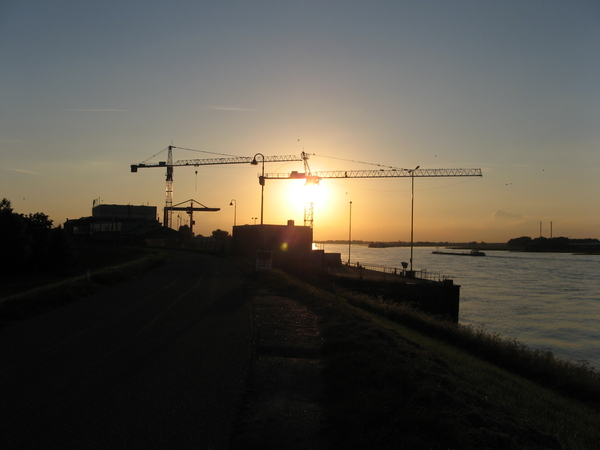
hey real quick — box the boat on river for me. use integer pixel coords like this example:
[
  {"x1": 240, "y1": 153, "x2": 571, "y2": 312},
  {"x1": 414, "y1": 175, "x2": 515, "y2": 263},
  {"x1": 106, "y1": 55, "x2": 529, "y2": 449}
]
[
  {"x1": 368, "y1": 242, "x2": 388, "y2": 248},
  {"x1": 432, "y1": 249, "x2": 486, "y2": 256}
]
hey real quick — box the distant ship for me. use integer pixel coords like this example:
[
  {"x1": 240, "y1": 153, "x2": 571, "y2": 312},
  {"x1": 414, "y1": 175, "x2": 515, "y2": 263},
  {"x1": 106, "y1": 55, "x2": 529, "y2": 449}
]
[
  {"x1": 432, "y1": 249, "x2": 486, "y2": 256},
  {"x1": 368, "y1": 242, "x2": 388, "y2": 248}
]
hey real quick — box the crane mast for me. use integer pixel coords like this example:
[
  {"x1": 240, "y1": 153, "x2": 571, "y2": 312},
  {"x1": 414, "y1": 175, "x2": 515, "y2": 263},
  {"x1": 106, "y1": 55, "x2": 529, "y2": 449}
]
[
  {"x1": 131, "y1": 145, "x2": 302, "y2": 229},
  {"x1": 165, "y1": 146, "x2": 174, "y2": 228}
]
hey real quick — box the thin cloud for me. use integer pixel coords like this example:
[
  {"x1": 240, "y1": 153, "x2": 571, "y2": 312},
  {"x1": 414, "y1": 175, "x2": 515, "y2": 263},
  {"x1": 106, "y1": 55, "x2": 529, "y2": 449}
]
[
  {"x1": 200, "y1": 105, "x2": 259, "y2": 112},
  {"x1": 492, "y1": 210, "x2": 524, "y2": 222},
  {"x1": 6, "y1": 168, "x2": 43, "y2": 175},
  {"x1": 61, "y1": 108, "x2": 127, "y2": 112}
]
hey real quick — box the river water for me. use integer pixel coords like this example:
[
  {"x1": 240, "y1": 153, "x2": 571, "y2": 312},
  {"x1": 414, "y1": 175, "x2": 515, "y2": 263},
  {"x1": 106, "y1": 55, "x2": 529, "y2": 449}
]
[{"x1": 321, "y1": 243, "x2": 600, "y2": 370}]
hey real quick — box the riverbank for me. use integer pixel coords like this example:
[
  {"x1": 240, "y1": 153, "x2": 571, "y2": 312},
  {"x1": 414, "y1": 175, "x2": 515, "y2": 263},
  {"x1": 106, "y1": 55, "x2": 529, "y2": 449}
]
[
  {"x1": 321, "y1": 244, "x2": 600, "y2": 370},
  {"x1": 257, "y1": 267, "x2": 600, "y2": 449}
]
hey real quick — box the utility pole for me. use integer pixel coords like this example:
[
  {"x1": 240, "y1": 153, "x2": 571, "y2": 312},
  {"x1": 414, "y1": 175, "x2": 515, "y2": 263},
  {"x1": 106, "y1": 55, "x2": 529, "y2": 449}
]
[
  {"x1": 408, "y1": 166, "x2": 419, "y2": 273},
  {"x1": 348, "y1": 201, "x2": 352, "y2": 264}
]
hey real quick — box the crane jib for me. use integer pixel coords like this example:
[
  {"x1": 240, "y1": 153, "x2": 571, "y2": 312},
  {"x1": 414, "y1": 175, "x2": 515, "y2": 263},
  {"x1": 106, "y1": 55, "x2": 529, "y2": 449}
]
[
  {"x1": 131, "y1": 155, "x2": 302, "y2": 170},
  {"x1": 262, "y1": 168, "x2": 483, "y2": 179}
]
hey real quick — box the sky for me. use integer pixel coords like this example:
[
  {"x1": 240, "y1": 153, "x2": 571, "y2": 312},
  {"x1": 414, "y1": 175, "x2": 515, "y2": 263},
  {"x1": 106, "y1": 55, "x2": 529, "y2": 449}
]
[{"x1": 1, "y1": 0, "x2": 599, "y2": 243}]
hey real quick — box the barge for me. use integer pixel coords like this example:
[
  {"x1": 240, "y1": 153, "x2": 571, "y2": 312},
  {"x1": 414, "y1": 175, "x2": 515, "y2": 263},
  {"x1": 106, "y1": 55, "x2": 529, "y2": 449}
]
[{"x1": 432, "y1": 249, "x2": 486, "y2": 256}]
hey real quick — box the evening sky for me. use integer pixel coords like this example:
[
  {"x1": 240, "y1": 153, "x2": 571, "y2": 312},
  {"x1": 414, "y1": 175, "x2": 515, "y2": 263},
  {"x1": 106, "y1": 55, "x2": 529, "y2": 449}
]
[{"x1": 1, "y1": 1, "x2": 598, "y2": 242}]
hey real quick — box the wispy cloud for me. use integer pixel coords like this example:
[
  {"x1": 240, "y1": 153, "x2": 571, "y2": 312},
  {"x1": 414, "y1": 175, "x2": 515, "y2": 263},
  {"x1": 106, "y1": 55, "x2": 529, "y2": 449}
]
[
  {"x1": 61, "y1": 108, "x2": 127, "y2": 112},
  {"x1": 492, "y1": 210, "x2": 524, "y2": 222},
  {"x1": 200, "y1": 105, "x2": 259, "y2": 112},
  {"x1": 6, "y1": 168, "x2": 43, "y2": 175}
]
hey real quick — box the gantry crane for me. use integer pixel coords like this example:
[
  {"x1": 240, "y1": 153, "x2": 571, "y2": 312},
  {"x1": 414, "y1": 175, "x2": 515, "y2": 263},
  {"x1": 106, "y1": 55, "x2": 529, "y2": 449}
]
[
  {"x1": 131, "y1": 145, "x2": 302, "y2": 229},
  {"x1": 170, "y1": 199, "x2": 220, "y2": 232}
]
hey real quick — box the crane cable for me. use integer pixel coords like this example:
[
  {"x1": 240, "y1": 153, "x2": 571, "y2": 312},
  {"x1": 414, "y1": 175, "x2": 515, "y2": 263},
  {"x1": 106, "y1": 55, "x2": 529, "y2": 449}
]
[
  {"x1": 140, "y1": 146, "x2": 245, "y2": 164},
  {"x1": 140, "y1": 147, "x2": 169, "y2": 164},
  {"x1": 172, "y1": 146, "x2": 243, "y2": 158},
  {"x1": 306, "y1": 153, "x2": 403, "y2": 170}
]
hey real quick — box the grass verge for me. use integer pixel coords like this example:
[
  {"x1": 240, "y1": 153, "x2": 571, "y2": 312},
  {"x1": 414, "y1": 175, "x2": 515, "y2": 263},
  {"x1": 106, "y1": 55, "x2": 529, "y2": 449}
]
[
  {"x1": 0, "y1": 251, "x2": 168, "y2": 326},
  {"x1": 252, "y1": 268, "x2": 600, "y2": 450}
]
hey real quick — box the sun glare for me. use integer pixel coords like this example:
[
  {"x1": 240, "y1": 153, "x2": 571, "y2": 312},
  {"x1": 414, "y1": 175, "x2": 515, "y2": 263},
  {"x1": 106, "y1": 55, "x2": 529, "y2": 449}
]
[{"x1": 286, "y1": 179, "x2": 326, "y2": 207}]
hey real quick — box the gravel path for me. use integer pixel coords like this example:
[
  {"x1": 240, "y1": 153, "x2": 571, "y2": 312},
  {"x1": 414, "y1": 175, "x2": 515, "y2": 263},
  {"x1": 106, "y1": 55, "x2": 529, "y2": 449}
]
[{"x1": 232, "y1": 291, "x2": 330, "y2": 449}]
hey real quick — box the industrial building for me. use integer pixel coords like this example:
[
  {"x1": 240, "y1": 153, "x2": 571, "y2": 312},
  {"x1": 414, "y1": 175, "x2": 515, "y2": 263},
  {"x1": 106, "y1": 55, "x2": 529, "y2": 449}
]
[
  {"x1": 64, "y1": 205, "x2": 315, "y2": 264},
  {"x1": 232, "y1": 220, "x2": 317, "y2": 270},
  {"x1": 64, "y1": 204, "x2": 177, "y2": 244}
]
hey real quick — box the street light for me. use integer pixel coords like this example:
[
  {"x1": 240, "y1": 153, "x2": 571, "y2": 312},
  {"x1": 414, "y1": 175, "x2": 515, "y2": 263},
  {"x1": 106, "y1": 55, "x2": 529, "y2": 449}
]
[
  {"x1": 348, "y1": 201, "x2": 352, "y2": 265},
  {"x1": 252, "y1": 217, "x2": 258, "y2": 225},
  {"x1": 250, "y1": 153, "x2": 265, "y2": 225},
  {"x1": 229, "y1": 199, "x2": 236, "y2": 227},
  {"x1": 407, "y1": 165, "x2": 420, "y2": 273}
]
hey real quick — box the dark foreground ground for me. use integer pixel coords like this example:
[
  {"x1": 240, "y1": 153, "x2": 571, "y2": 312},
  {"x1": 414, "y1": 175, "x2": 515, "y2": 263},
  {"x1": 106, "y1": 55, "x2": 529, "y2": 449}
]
[
  {"x1": 232, "y1": 292, "x2": 329, "y2": 449},
  {"x1": 3, "y1": 250, "x2": 598, "y2": 449},
  {"x1": 0, "y1": 251, "x2": 328, "y2": 449}
]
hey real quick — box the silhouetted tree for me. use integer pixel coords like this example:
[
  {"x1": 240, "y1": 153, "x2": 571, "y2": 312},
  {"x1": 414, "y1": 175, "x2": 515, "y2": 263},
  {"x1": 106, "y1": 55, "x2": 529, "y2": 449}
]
[
  {"x1": 0, "y1": 198, "x2": 31, "y2": 270},
  {"x1": 178, "y1": 224, "x2": 193, "y2": 238},
  {"x1": 211, "y1": 229, "x2": 229, "y2": 239},
  {"x1": 21, "y1": 212, "x2": 53, "y2": 269},
  {"x1": 507, "y1": 236, "x2": 532, "y2": 250},
  {"x1": 45, "y1": 226, "x2": 75, "y2": 275},
  {"x1": 0, "y1": 198, "x2": 13, "y2": 213}
]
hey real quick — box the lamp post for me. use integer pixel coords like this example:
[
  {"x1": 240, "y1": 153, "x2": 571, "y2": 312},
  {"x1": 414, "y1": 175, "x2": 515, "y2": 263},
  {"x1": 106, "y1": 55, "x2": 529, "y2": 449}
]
[
  {"x1": 229, "y1": 199, "x2": 236, "y2": 227},
  {"x1": 251, "y1": 153, "x2": 265, "y2": 225},
  {"x1": 348, "y1": 201, "x2": 352, "y2": 264},
  {"x1": 407, "y1": 165, "x2": 419, "y2": 273},
  {"x1": 252, "y1": 217, "x2": 258, "y2": 225}
]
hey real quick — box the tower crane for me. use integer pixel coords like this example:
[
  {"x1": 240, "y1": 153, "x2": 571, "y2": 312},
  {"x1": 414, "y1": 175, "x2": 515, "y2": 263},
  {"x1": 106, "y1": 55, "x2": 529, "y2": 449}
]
[
  {"x1": 131, "y1": 145, "x2": 302, "y2": 229},
  {"x1": 259, "y1": 152, "x2": 482, "y2": 270},
  {"x1": 265, "y1": 152, "x2": 482, "y2": 181},
  {"x1": 259, "y1": 152, "x2": 483, "y2": 227}
]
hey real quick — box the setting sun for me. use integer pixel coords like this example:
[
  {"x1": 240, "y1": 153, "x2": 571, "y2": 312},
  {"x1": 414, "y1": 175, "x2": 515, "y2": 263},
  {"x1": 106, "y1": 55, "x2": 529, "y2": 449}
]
[{"x1": 286, "y1": 179, "x2": 328, "y2": 209}]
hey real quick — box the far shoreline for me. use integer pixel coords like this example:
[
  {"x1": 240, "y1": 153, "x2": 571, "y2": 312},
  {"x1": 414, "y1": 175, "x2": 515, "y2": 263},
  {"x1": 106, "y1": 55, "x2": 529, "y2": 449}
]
[{"x1": 315, "y1": 237, "x2": 600, "y2": 254}]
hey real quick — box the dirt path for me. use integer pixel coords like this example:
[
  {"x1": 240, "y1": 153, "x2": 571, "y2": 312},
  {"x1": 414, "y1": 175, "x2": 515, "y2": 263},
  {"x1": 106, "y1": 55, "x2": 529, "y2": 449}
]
[{"x1": 232, "y1": 291, "x2": 330, "y2": 449}]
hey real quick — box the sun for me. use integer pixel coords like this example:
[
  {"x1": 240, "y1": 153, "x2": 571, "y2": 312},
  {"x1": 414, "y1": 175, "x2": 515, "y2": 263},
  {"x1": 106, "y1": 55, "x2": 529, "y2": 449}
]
[{"x1": 285, "y1": 179, "x2": 328, "y2": 209}]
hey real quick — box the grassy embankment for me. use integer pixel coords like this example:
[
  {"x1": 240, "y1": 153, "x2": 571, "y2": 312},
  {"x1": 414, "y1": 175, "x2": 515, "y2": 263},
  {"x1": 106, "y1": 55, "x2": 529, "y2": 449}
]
[
  {"x1": 250, "y1": 266, "x2": 600, "y2": 450},
  {"x1": 0, "y1": 245, "x2": 167, "y2": 326}
]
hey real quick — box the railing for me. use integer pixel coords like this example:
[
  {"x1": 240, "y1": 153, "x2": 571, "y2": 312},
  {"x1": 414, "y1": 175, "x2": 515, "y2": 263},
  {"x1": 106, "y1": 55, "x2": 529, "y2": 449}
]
[{"x1": 347, "y1": 261, "x2": 453, "y2": 283}]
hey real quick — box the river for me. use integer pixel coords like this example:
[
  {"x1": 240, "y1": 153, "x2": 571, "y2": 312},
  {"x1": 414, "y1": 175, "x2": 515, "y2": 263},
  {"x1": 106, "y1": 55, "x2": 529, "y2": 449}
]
[{"x1": 320, "y1": 243, "x2": 600, "y2": 370}]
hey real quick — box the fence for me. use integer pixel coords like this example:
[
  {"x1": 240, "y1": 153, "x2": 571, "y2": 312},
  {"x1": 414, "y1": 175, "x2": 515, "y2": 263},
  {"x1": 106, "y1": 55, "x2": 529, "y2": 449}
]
[{"x1": 347, "y1": 261, "x2": 453, "y2": 283}]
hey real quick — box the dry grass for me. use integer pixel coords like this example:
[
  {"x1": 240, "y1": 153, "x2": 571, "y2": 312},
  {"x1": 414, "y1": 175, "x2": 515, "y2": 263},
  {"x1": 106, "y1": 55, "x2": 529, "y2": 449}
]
[
  {"x1": 262, "y1": 268, "x2": 600, "y2": 450},
  {"x1": 0, "y1": 249, "x2": 167, "y2": 325}
]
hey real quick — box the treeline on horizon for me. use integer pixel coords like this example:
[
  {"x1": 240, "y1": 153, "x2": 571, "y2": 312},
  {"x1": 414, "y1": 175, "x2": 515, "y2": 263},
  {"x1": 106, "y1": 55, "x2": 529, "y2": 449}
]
[
  {"x1": 0, "y1": 198, "x2": 74, "y2": 274},
  {"x1": 506, "y1": 235, "x2": 600, "y2": 252},
  {"x1": 317, "y1": 236, "x2": 600, "y2": 252}
]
